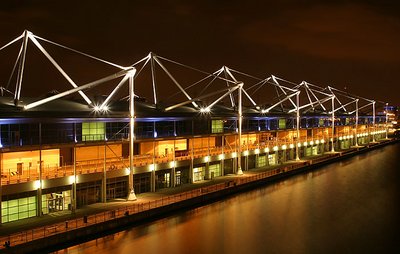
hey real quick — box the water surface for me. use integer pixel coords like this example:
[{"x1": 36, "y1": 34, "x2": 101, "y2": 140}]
[{"x1": 54, "y1": 143, "x2": 400, "y2": 254}]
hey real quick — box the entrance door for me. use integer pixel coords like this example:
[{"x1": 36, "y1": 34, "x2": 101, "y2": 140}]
[
  {"x1": 175, "y1": 171, "x2": 181, "y2": 186},
  {"x1": 107, "y1": 188, "x2": 116, "y2": 200}
]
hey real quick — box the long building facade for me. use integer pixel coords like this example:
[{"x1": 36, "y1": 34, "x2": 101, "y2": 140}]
[{"x1": 0, "y1": 98, "x2": 388, "y2": 224}]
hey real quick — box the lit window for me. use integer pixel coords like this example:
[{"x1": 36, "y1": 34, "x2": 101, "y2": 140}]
[{"x1": 82, "y1": 122, "x2": 105, "y2": 141}]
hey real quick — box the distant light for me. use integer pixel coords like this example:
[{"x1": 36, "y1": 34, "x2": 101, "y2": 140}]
[
  {"x1": 309, "y1": 141, "x2": 314, "y2": 145},
  {"x1": 125, "y1": 168, "x2": 130, "y2": 175},
  {"x1": 281, "y1": 145, "x2": 287, "y2": 150},
  {"x1": 219, "y1": 154, "x2": 225, "y2": 160},
  {"x1": 303, "y1": 141, "x2": 308, "y2": 146},
  {"x1": 68, "y1": 175, "x2": 75, "y2": 184},
  {"x1": 204, "y1": 156, "x2": 210, "y2": 162},
  {"x1": 273, "y1": 146, "x2": 279, "y2": 151},
  {"x1": 232, "y1": 152, "x2": 237, "y2": 158},
  {"x1": 297, "y1": 142, "x2": 302, "y2": 147},
  {"x1": 154, "y1": 131, "x2": 158, "y2": 138},
  {"x1": 243, "y1": 150, "x2": 249, "y2": 156},
  {"x1": 255, "y1": 148, "x2": 260, "y2": 154},
  {"x1": 289, "y1": 144, "x2": 294, "y2": 149},
  {"x1": 265, "y1": 147, "x2": 270, "y2": 153},
  {"x1": 320, "y1": 139, "x2": 325, "y2": 143},
  {"x1": 315, "y1": 140, "x2": 319, "y2": 144},
  {"x1": 169, "y1": 161, "x2": 176, "y2": 168},
  {"x1": 94, "y1": 105, "x2": 101, "y2": 111},
  {"x1": 149, "y1": 164, "x2": 155, "y2": 171}
]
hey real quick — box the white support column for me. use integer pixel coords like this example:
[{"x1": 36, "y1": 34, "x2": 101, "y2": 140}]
[
  {"x1": 237, "y1": 82, "x2": 243, "y2": 175},
  {"x1": 385, "y1": 103, "x2": 389, "y2": 139},
  {"x1": 331, "y1": 96, "x2": 335, "y2": 152},
  {"x1": 372, "y1": 101, "x2": 376, "y2": 142},
  {"x1": 152, "y1": 140, "x2": 156, "y2": 192},
  {"x1": 355, "y1": 99, "x2": 359, "y2": 146},
  {"x1": 37, "y1": 123, "x2": 42, "y2": 217},
  {"x1": 72, "y1": 124, "x2": 77, "y2": 214},
  {"x1": 127, "y1": 70, "x2": 137, "y2": 201},
  {"x1": 102, "y1": 142, "x2": 107, "y2": 203},
  {"x1": 296, "y1": 92, "x2": 300, "y2": 160}
]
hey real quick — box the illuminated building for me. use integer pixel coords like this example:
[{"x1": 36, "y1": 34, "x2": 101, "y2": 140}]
[{"x1": 0, "y1": 31, "x2": 390, "y2": 223}]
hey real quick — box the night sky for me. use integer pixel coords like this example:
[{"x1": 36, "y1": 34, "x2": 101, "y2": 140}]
[{"x1": 0, "y1": 0, "x2": 399, "y2": 105}]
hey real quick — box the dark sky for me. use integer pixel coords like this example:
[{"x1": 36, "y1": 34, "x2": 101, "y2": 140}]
[{"x1": 0, "y1": 0, "x2": 399, "y2": 105}]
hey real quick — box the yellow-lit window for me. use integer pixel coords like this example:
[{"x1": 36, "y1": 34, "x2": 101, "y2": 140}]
[
  {"x1": 212, "y1": 120, "x2": 223, "y2": 133},
  {"x1": 82, "y1": 122, "x2": 105, "y2": 141},
  {"x1": 278, "y1": 119, "x2": 286, "y2": 129}
]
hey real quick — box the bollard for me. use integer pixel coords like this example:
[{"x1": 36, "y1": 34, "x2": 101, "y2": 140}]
[
  {"x1": 65, "y1": 221, "x2": 68, "y2": 229},
  {"x1": 83, "y1": 215, "x2": 88, "y2": 223}
]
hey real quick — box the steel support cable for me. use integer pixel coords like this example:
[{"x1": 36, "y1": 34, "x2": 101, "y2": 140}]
[
  {"x1": 156, "y1": 55, "x2": 236, "y2": 84},
  {"x1": 0, "y1": 34, "x2": 23, "y2": 52},
  {"x1": 33, "y1": 35, "x2": 126, "y2": 70}
]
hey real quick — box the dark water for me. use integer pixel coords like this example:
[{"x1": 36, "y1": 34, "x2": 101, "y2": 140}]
[{"x1": 55, "y1": 143, "x2": 400, "y2": 254}]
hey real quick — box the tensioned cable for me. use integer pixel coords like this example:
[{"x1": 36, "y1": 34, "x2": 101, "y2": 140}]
[
  {"x1": 0, "y1": 34, "x2": 23, "y2": 52},
  {"x1": 33, "y1": 35, "x2": 126, "y2": 70},
  {"x1": 228, "y1": 67, "x2": 263, "y2": 81},
  {"x1": 157, "y1": 55, "x2": 236, "y2": 84}
]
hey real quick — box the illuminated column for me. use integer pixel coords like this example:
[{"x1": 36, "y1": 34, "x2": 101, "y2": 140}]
[
  {"x1": 190, "y1": 137, "x2": 194, "y2": 183},
  {"x1": 385, "y1": 103, "x2": 389, "y2": 139},
  {"x1": 72, "y1": 147, "x2": 77, "y2": 213},
  {"x1": 331, "y1": 96, "x2": 335, "y2": 152},
  {"x1": 37, "y1": 123, "x2": 42, "y2": 217},
  {"x1": 171, "y1": 139, "x2": 176, "y2": 186},
  {"x1": 296, "y1": 92, "x2": 300, "y2": 160},
  {"x1": 237, "y1": 83, "x2": 244, "y2": 175},
  {"x1": 151, "y1": 140, "x2": 156, "y2": 192},
  {"x1": 221, "y1": 135, "x2": 225, "y2": 175},
  {"x1": 102, "y1": 142, "x2": 107, "y2": 203},
  {"x1": 205, "y1": 136, "x2": 210, "y2": 180},
  {"x1": 372, "y1": 101, "x2": 376, "y2": 142},
  {"x1": 127, "y1": 70, "x2": 137, "y2": 201},
  {"x1": 355, "y1": 99, "x2": 359, "y2": 146}
]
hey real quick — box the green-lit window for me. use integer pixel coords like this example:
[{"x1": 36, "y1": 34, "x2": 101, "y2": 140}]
[
  {"x1": 82, "y1": 122, "x2": 105, "y2": 141},
  {"x1": 319, "y1": 118, "x2": 324, "y2": 126},
  {"x1": 209, "y1": 164, "x2": 221, "y2": 178},
  {"x1": 1, "y1": 196, "x2": 37, "y2": 223},
  {"x1": 278, "y1": 119, "x2": 286, "y2": 129},
  {"x1": 257, "y1": 155, "x2": 266, "y2": 167},
  {"x1": 211, "y1": 120, "x2": 223, "y2": 133}
]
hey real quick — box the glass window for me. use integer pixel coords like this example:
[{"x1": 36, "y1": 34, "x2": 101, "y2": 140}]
[
  {"x1": 82, "y1": 122, "x2": 105, "y2": 141},
  {"x1": 211, "y1": 120, "x2": 224, "y2": 133},
  {"x1": 278, "y1": 119, "x2": 286, "y2": 129},
  {"x1": 1, "y1": 196, "x2": 37, "y2": 223}
]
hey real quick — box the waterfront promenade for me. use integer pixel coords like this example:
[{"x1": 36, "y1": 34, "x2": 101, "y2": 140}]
[{"x1": 0, "y1": 139, "x2": 395, "y2": 253}]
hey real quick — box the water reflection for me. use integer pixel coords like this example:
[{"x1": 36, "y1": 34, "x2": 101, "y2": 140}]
[{"x1": 53, "y1": 143, "x2": 400, "y2": 254}]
